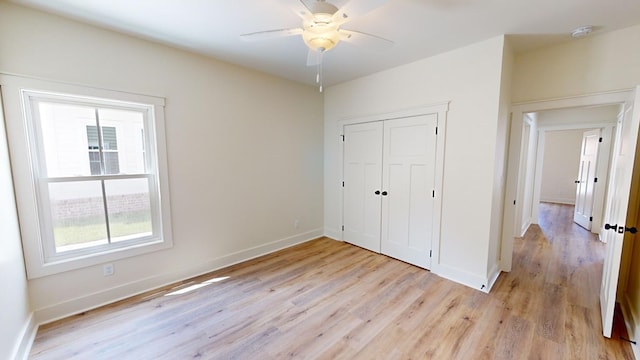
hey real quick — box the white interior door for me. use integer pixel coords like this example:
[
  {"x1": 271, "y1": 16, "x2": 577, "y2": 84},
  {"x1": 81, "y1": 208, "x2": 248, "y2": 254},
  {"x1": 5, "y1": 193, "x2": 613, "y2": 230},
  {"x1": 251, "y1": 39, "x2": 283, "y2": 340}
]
[
  {"x1": 600, "y1": 86, "x2": 640, "y2": 338},
  {"x1": 574, "y1": 129, "x2": 601, "y2": 230},
  {"x1": 380, "y1": 115, "x2": 438, "y2": 269},
  {"x1": 343, "y1": 122, "x2": 383, "y2": 253}
]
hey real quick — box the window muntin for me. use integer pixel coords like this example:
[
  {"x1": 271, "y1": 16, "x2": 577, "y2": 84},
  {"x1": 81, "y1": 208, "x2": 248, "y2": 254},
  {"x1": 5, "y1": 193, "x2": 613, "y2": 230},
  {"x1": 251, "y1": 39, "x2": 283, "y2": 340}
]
[{"x1": 25, "y1": 91, "x2": 164, "y2": 263}]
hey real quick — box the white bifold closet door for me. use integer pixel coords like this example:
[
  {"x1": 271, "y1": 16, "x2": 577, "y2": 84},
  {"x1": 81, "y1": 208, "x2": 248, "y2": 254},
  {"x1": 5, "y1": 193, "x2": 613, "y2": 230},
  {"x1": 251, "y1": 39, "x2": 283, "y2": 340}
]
[
  {"x1": 343, "y1": 114, "x2": 438, "y2": 269},
  {"x1": 343, "y1": 121, "x2": 383, "y2": 253}
]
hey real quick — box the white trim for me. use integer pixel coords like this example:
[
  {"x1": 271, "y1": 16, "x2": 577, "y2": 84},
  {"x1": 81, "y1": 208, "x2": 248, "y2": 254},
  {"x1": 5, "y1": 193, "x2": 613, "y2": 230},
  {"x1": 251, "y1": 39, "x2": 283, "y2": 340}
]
[
  {"x1": 336, "y1": 102, "x2": 449, "y2": 271},
  {"x1": 486, "y1": 264, "x2": 502, "y2": 292},
  {"x1": 11, "y1": 313, "x2": 37, "y2": 360},
  {"x1": 539, "y1": 198, "x2": 576, "y2": 205},
  {"x1": 0, "y1": 74, "x2": 173, "y2": 279},
  {"x1": 33, "y1": 228, "x2": 323, "y2": 324},
  {"x1": 502, "y1": 89, "x2": 632, "y2": 271},
  {"x1": 433, "y1": 263, "x2": 494, "y2": 293},
  {"x1": 338, "y1": 102, "x2": 450, "y2": 126},
  {"x1": 621, "y1": 294, "x2": 640, "y2": 360}
]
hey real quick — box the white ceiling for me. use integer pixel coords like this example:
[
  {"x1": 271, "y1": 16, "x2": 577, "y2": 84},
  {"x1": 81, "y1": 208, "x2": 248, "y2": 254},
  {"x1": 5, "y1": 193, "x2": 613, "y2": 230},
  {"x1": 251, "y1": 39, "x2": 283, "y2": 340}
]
[{"x1": 10, "y1": 0, "x2": 640, "y2": 87}]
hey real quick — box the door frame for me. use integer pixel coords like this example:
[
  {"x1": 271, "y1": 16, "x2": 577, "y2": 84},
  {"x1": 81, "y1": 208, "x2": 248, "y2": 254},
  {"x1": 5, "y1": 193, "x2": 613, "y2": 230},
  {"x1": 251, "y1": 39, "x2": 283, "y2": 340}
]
[
  {"x1": 531, "y1": 124, "x2": 615, "y2": 232},
  {"x1": 501, "y1": 89, "x2": 632, "y2": 271},
  {"x1": 337, "y1": 102, "x2": 449, "y2": 271}
]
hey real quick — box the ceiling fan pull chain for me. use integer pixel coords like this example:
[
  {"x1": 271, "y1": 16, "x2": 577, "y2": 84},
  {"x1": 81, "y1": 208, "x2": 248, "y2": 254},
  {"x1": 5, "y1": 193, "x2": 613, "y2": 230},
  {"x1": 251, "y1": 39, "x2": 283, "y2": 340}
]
[{"x1": 318, "y1": 51, "x2": 324, "y2": 92}]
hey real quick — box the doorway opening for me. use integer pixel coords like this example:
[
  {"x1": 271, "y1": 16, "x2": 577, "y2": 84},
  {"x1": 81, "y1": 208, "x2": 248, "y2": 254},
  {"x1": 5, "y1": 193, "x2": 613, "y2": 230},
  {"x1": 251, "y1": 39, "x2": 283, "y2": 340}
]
[{"x1": 502, "y1": 87, "x2": 640, "y2": 342}]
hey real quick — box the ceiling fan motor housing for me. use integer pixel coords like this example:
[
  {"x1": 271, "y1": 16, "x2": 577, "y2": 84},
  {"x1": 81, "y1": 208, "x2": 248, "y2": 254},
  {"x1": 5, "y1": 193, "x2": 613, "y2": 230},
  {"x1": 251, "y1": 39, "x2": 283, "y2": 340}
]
[{"x1": 303, "y1": 1, "x2": 341, "y2": 52}]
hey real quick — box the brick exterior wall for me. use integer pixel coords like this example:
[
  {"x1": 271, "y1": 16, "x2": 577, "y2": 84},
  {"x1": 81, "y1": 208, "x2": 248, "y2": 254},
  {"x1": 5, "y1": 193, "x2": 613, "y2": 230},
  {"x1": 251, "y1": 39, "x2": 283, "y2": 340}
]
[{"x1": 52, "y1": 193, "x2": 149, "y2": 220}]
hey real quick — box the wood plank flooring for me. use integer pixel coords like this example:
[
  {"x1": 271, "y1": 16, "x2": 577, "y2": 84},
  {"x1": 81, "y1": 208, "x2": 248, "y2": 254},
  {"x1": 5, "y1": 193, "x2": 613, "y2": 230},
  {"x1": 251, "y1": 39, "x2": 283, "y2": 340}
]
[{"x1": 29, "y1": 203, "x2": 634, "y2": 359}]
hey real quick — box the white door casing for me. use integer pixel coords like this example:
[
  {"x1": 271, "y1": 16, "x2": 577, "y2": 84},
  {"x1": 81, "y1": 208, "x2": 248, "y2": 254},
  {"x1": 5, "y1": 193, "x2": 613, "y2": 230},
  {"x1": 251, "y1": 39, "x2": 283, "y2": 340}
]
[
  {"x1": 574, "y1": 129, "x2": 601, "y2": 230},
  {"x1": 502, "y1": 90, "x2": 631, "y2": 272},
  {"x1": 342, "y1": 122, "x2": 383, "y2": 253},
  {"x1": 381, "y1": 115, "x2": 437, "y2": 269},
  {"x1": 600, "y1": 87, "x2": 640, "y2": 338}
]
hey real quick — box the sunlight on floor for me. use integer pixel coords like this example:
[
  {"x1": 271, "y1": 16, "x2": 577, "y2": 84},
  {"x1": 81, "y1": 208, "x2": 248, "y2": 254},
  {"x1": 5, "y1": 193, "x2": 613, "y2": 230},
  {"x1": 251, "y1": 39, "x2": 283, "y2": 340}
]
[{"x1": 165, "y1": 276, "x2": 230, "y2": 296}]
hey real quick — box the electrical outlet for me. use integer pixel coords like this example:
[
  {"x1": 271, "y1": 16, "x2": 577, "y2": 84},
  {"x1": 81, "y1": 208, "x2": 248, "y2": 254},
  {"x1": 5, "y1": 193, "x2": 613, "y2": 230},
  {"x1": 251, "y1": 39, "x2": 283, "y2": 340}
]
[
  {"x1": 294, "y1": 219, "x2": 300, "y2": 229},
  {"x1": 103, "y1": 263, "x2": 114, "y2": 276}
]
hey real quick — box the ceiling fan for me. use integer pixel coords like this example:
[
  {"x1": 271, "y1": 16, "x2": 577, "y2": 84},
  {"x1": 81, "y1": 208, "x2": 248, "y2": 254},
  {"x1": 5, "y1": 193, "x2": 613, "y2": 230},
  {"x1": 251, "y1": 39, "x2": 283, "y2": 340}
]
[{"x1": 240, "y1": 0, "x2": 393, "y2": 91}]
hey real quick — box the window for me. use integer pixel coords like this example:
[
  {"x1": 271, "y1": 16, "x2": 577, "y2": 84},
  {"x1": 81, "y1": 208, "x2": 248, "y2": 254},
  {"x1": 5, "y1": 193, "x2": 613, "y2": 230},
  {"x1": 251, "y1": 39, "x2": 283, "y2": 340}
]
[
  {"x1": 87, "y1": 125, "x2": 119, "y2": 175},
  {"x1": 0, "y1": 75, "x2": 172, "y2": 278}
]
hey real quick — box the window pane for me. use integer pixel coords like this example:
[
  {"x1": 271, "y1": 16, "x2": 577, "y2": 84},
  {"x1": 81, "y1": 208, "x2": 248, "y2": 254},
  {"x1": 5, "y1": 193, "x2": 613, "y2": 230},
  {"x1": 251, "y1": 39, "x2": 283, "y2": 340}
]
[
  {"x1": 101, "y1": 126, "x2": 118, "y2": 150},
  {"x1": 98, "y1": 108, "x2": 145, "y2": 174},
  {"x1": 88, "y1": 152, "x2": 101, "y2": 175},
  {"x1": 38, "y1": 102, "x2": 96, "y2": 177},
  {"x1": 48, "y1": 181, "x2": 108, "y2": 252},
  {"x1": 105, "y1": 178, "x2": 152, "y2": 242},
  {"x1": 104, "y1": 152, "x2": 120, "y2": 174}
]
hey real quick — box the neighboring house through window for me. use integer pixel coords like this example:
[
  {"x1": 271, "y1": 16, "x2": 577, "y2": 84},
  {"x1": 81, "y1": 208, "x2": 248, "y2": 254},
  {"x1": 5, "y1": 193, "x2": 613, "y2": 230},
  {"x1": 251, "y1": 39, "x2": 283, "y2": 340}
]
[{"x1": 87, "y1": 125, "x2": 119, "y2": 175}]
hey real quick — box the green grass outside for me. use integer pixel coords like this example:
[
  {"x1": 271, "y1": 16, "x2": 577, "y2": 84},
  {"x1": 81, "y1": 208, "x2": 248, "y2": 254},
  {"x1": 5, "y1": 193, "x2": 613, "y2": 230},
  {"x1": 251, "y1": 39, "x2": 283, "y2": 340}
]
[{"x1": 53, "y1": 210, "x2": 152, "y2": 247}]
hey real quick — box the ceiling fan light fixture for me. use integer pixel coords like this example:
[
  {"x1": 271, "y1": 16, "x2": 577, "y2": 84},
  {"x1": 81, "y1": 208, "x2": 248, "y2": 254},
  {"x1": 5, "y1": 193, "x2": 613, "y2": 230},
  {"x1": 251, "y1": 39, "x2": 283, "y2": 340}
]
[{"x1": 303, "y1": 22, "x2": 340, "y2": 51}]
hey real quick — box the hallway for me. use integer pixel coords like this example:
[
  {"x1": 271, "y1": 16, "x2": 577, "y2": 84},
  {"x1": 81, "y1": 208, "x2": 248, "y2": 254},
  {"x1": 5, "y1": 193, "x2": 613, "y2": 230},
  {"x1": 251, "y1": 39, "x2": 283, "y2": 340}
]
[{"x1": 492, "y1": 202, "x2": 633, "y2": 358}]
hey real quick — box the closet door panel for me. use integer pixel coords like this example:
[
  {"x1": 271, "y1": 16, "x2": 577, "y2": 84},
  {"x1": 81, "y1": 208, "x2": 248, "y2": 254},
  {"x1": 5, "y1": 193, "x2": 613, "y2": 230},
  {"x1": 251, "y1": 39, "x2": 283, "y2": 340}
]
[
  {"x1": 381, "y1": 114, "x2": 437, "y2": 269},
  {"x1": 343, "y1": 122, "x2": 383, "y2": 253}
]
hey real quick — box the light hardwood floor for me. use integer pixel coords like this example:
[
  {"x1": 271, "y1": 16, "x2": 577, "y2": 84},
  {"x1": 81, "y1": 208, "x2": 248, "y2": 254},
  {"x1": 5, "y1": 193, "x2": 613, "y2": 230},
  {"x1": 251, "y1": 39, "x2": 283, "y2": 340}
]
[{"x1": 29, "y1": 203, "x2": 634, "y2": 359}]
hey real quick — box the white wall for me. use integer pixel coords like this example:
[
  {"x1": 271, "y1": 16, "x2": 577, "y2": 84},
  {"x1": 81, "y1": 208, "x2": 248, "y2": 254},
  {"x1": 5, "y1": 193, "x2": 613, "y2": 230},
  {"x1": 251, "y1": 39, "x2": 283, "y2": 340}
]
[
  {"x1": 540, "y1": 130, "x2": 584, "y2": 204},
  {"x1": 513, "y1": 24, "x2": 640, "y2": 103},
  {"x1": 0, "y1": 2, "x2": 324, "y2": 324},
  {"x1": 324, "y1": 36, "x2": 507, "y2": 290},
  {"x1": 0, "y1": 99, "x2": 33, "y2": 359}
]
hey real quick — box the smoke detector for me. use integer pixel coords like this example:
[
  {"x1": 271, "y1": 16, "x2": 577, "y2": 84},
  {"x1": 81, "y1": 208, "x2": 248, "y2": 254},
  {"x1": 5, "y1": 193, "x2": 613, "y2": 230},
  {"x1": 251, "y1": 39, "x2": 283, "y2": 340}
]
[{"x1": 571, "y1": 25, "x2": 593, "y2": 38}]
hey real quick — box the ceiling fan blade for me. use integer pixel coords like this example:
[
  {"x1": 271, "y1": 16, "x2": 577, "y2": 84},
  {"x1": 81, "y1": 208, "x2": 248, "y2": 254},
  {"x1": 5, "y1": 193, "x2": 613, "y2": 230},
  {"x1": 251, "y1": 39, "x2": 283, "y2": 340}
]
[
  {"x1": 272, "y1": 0, "x2": 314, "y2": 21},
  {"x1": 332, "y1": 0, "x2": 390, "y2": 25},
  {"x1": 240, "y1": 28, "x2": 303, "y2": 42},
  {"x1": 339, "y1": 29, "x2": 394, "y2": 50},
  {"x1": 306, "y1": 49, "x2": 324, "y2": 66}
]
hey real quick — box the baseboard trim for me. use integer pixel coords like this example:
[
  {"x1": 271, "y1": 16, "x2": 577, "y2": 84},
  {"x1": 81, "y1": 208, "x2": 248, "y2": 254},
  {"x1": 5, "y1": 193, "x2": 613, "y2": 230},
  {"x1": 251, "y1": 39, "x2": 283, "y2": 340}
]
[
  {"x1": 323, "y1": 227, "x2": 341, "y2": 241},
  {"x1": 12, "y1": 313, "x2": 37, "y2": 360},
  {"x1": 486, "y1": 264, "x2": 502, "y2": 292},
  {"x1": 520, "y1": 219, "x2": 532, "y2": 237},
  {"x1": 34, "y1": 229, "x2": 324, "y2": 325},
  {"x1": 539, "y1": 198, "x2": 575, "y2": 205},
  {"x1": 620, "y1": 294, "x2": 640, "y2": 359},
  {"x1": 433, "y1": 263, "x2": 492, "y2": 293}
]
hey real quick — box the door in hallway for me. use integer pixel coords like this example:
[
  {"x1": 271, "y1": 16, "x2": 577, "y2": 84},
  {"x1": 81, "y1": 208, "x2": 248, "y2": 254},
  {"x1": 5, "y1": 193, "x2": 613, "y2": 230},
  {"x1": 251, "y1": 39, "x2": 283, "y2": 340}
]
[
  {"x1": 601, "y1": 86, "x2": 640, "y2": 338},
  {"x1": 573, "y1": 129, "x2": 600, "y2": 230}
]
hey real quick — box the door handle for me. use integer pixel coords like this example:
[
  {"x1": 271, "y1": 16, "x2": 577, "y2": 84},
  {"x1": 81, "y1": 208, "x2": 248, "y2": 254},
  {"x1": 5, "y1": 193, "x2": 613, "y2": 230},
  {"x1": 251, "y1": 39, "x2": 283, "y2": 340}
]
[
  {"x1": 575, "y1": 180, "x2": 580, "y2": 184},
  {"x1": 626, "y1": 227, "x2": 638, "y2": 234},
  {"x1": 381, "y1": 191, "x2": 388, "y2": 196},
  {"x1": 374, "y1": 190, "x2": 381, "y2": 195},
  {"x1": 604, "y1": 223, "x2": 618, "y2": 231}
]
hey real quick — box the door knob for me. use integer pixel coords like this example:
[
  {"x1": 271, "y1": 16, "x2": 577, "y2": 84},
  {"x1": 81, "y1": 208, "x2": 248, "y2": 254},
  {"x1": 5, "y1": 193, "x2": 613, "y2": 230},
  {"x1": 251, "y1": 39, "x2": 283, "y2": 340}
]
[
  {"x1": 575, "y1": 180, "x2": 580, "y2": 184},
  {"x1": 374, "y1": 190, "x2": 381, "y2": 195},
  {"x1": 604, "y1": 223, "x2": 618, "y2": 231},
  {"x1": 381, "y1": 191, "x2": 388, "y2": 196}
]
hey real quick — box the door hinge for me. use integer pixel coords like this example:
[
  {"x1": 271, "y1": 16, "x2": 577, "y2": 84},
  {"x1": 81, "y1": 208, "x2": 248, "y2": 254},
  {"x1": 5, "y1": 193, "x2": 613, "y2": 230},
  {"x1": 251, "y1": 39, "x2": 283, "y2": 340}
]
[
  {"x1": 429, "y1": 250, "x2": 432, "y2": 258},
  {"x1": 435, "y1": 127, "x2": 438, "y2": 135},
  {"x1": 342, "y1": 181, "x2": 344, "y2": 187},
  {"x1": 599, "y1": 137, "x2": 603, "y2": 143},
  {"x1": 341, "y1": 225, "x2": 344, "y2": 231},
  {"x1": 432, "y1": 190, "x2": 435, "y2": 198},
  {"x1": 341, "y1": 135, "x2": 345, "y2": 142},
  {"x1": 590, "y1": 216, "x2": 593, "y2": 222},
  {"x1": 594, "y1": 177, "x2": 598, "y2": 183},
  {"x1": 513, "y1": 200, "x2": 516, "y2": 205}
]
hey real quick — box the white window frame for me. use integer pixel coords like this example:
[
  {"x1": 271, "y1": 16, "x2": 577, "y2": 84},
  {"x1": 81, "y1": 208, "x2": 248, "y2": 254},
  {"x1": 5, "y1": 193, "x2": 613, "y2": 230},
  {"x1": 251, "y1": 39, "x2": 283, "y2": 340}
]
[{"x1": 0, "y1": 74, "x2": 173, "y2": 279}]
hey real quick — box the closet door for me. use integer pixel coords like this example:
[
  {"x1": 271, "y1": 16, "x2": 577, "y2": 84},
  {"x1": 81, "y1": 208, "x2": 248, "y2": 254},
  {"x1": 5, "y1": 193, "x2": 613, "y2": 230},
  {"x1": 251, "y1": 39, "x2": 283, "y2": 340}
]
[
  {"x1": 381, "y1": 114, "x2": 437, "y2": 269},
  {"x1": 343, "y1": 122, "x2": 383, "y2": 253}
]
